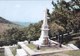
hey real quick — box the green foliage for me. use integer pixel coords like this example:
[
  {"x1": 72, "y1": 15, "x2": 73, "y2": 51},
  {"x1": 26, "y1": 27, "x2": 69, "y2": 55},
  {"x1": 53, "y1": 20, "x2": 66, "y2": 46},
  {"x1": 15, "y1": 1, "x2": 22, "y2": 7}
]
[
  {"x1": 23, "y1": 23, "x2": 41, "y2": 40},
  {"x1": 51, "y1": 0, "x2": 80, "y2": 33},
  {"x1": 0, "y1": 28, "x2": 27, "y2": 46}
]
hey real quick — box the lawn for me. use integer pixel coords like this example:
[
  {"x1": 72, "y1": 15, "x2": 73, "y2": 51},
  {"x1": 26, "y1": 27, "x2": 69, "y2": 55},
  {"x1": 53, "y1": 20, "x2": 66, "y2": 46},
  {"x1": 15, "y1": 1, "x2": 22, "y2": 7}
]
[
  {"x1": 64, "y1": 50, "x2": 80, "y2": 56},
  {"x1": 27, "y1": 43, "x2": 37, "y2": 50},
  {"x1": 0, "y1": 53, "x2": 4, "y2": 56},
  {"x1": 26, "y1": 43, "x2": 63, "y2": 51},
  {"x1": 10, "y1": 46, "x2": 17, "y2": 56}
]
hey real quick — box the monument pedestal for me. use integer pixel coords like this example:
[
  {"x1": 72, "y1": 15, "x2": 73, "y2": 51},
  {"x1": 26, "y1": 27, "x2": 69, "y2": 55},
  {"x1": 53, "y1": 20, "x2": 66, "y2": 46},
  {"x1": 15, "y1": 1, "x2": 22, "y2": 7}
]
[
  {"x1": 33, "y1": 9, "x2": 52, "y2": 46},
  {"x1": 33, "y1": 39, "x2": 51, "y2": 47}
]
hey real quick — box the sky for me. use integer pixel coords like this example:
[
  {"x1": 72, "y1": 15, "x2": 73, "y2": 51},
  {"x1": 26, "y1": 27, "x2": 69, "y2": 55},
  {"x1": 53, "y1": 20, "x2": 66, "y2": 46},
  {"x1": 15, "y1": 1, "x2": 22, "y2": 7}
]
[{"x1": 0, "y1": 0, "x2": 70, "y2": 23}]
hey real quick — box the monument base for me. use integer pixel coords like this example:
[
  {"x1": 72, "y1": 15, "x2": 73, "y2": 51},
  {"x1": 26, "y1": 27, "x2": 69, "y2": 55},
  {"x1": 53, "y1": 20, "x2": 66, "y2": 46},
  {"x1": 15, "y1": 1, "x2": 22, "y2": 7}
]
[
  {"x1": 17, "y1": 41, "x2": 79, "y2": 56},
  {"x1": 32, "y1": 40, "x2": 59, "y2": 47}
]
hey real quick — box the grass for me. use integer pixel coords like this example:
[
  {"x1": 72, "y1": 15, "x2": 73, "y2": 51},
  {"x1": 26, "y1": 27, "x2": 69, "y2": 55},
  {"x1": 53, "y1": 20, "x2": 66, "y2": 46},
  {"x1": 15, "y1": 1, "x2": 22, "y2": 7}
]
[
  {"x1": 64, "y1": 50, "x2": 80, "y2": 56},
  {"x1": 27, "y1": 43, "x2": 49, "y2": 51},
  {"x1": 27, "y1": 43, "x2": 61, "y2": 51},
  {"x1": 0, "y1": 53, "x2": 4, "y2": 56},
  {"x1": 10, "y1": 47, "x2": 17, "y2": 56},
  {"x1": 27, "y1": 43, "x2": 37, "y2": 50}
]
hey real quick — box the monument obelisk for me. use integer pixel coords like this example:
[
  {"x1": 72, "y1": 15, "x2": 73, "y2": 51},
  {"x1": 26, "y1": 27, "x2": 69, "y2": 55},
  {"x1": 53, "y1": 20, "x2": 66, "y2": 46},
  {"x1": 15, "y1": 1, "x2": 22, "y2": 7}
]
[{"x1": 34, "y1": 9, "x2": 51, "y2": 46}]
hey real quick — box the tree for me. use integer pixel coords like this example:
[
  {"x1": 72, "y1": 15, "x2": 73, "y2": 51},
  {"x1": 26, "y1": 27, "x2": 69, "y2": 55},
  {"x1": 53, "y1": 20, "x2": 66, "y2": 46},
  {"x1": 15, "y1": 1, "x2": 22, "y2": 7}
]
[
  {"x1": 50, "y1": 0, "x2": 80, "y2": 33},
  {"x1": 2, "y1": 27, "x2": 27, "y2": 45}
]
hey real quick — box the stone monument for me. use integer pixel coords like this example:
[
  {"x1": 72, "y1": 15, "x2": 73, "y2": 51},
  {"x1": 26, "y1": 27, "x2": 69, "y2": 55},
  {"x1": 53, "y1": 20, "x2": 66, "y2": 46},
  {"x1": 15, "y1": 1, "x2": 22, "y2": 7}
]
[{"x1": 33, "y1": 9, "x2": 51, "y2": 46}]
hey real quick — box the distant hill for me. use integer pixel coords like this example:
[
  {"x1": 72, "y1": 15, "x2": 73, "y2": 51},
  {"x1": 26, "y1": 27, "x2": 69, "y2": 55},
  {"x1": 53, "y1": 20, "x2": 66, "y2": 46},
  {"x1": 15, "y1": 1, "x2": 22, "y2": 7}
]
[
  {"x1": 0, "y1": 17, "x2": 19, "y2": 33},
  {"x1": 14, "y1": 22, "x2": 31, "y2": 27}
]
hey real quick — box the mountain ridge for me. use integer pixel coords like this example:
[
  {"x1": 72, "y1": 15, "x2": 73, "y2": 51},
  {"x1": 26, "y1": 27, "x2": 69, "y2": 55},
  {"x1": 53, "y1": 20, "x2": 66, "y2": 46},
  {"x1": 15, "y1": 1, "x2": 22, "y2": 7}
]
[{"x1": 0, "y1": 17, "x2": 12, "y2": 24}]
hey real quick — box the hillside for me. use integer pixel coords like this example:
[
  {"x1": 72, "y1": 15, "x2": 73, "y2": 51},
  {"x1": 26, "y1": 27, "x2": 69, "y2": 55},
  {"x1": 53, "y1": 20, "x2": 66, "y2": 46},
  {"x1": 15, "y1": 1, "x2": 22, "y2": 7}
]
[
  {"x1": 0, "y1": 17, "x2": 19, "y2": 34},
  {"x1": 0, "y1": 17, "x2": 12, "y2": 24}
]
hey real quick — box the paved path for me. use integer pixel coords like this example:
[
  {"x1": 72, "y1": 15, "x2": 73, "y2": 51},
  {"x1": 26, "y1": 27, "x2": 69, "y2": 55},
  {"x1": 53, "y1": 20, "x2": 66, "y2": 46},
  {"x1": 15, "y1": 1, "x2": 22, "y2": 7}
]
[{"x1": 18, "y1": 42, "x2": 35, "y2": 55}]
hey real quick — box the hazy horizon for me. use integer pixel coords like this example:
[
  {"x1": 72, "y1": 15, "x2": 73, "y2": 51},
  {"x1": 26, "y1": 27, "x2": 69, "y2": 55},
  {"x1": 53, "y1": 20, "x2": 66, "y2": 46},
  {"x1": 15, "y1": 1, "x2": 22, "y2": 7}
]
[{"x1": 0, "y1": 0, "x2": 70, "y2": 23}]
